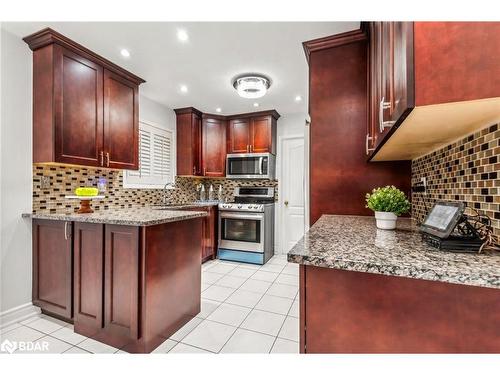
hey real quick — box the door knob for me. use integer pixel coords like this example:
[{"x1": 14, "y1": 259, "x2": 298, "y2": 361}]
[{"x1": 284, "y1": 200, "x2": 289, "y2": 206}]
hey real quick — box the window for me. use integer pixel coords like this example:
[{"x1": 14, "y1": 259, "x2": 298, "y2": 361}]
[{"x1": 124, "y1": 121, "x2": 173, "y2": 188}]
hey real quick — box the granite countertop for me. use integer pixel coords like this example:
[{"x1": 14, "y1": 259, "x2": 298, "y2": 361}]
[
  {"x1": 23, "y1": 207, "x2": 208, "y2": 226},
  {"x1": 288, "y1": 215, "x2": 500, "y2": 289}
]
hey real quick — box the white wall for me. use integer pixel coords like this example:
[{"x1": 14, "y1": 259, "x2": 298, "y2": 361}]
[
  {"x1": 0, "y1": 27, "x2": 34, "y2": 322},
  {"x1": 0, "y1": 27, "x2": 176, "y2": 324},
  {"x1": 275, "y1": 113, "x2": 307, "y2": 254}
]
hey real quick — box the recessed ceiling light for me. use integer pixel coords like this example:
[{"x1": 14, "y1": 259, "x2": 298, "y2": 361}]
[
  {"x1": 120, "y1": 49, "x2": 130, "y2": 58},
  {"x1": 216, "y1": 108, "x2": 222, "y2": 113},
  {"x1": 180, "y1": 85, "x2": 188, "y2": 93},
  {"x1": 295, "y1": 95, "x2": 302, "y2": 102},
  {"x1": 177, "y1": 29, "x2": 189, "y2": 42},
  {"x1": 253, "y1": 102, "x2": 259, "y2": 107},
  {"x1": 233, "y1": 74, "x2": 271, "y2": 99}
]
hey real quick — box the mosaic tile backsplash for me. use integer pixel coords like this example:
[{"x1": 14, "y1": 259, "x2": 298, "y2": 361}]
[
  {"x1": 412, "y1": 123, "x2": 500, "y2": 237},
  {"x1": 32, "y1": 164, "x2": 278, "y2": 214}
]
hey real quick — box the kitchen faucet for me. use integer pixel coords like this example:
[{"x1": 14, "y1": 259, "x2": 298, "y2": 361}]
[{"x1": 163, "y1": 182, "x2": 176, "y2": 205}]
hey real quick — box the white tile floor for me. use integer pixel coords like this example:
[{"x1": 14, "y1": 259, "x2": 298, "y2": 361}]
[{"x1": 0, "y1": 255, "x2": 299, "y2": 354}]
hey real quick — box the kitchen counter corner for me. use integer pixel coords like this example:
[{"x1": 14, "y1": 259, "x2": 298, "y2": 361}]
[{"x1": 287, "y1": 214, "x2": 500, "y2": 289}]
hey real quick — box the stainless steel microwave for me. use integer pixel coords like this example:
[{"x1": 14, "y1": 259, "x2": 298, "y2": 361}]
[{"x1": 226, "y1": 153, "x2": 275, "y2": 179}]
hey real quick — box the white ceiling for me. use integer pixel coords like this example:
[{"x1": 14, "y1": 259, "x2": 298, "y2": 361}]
[{"x1": 3, "y1": 22, "x2": 359, "y2": 116}]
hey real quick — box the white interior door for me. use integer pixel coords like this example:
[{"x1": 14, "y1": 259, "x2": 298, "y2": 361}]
[{"x1": 280, "y1": 136, "x2": 305, "y2": 253}]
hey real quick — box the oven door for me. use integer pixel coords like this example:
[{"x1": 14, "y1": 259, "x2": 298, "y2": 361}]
[
  {"x1": 219, "y1": 211, "x2": 265, "y2": 253},
  {"x1": 226, "y1": 153, "x2": 272, "y2": 179}
]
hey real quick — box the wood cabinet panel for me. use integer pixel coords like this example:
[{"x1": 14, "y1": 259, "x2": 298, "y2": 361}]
[
  {"x1": 54, "y1": 46, "x2": 103, "y2": 166},
  {"x1": 175, "y1": 108, "x2": 202, "y2": 176},
  {"x1": 302, "y1": 266, "x2": 500, "y2": 353},
  {"x1": 202, "y1": 117, "x2": 227, "y2": 176},
  {"x1": 104, "y1": 225, "x2": 139, "y2": 340},
  {"x1": 184, "y1": 206, "x2": 218, "y2": 262},
  {"x1": 251, "y1": 116, "x2": 275, "y2": 153},
  {"x1": 228, "y1": 118, "x2": 251, "y2": 153},
  {"x1": 73, "y1": 222, "x2": 104, "y2": 330},
  {"x1": 32, "y1": 219, "x2": 72, "y2": 319},
  {"x1": 103, "y1": 69, "x2": 139, "y2": 169}
]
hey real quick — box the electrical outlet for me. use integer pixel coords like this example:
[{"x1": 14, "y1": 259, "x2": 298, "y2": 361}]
[{"x1": 41, "y1": 175, "x2": 50, "y2": 189}]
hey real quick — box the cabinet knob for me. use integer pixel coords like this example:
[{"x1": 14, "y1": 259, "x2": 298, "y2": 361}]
[{"x1": 284, "y1": 200, "x2": 289, "y2": 206}]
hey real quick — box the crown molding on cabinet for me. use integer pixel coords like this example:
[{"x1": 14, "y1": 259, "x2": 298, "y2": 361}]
[{"x1": 302, "y1": 28, "x2": 367, "y2": 63}]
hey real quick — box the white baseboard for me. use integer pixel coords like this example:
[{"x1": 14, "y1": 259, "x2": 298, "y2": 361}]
[{"x1": 0, "y1": 303, "x2": 41, "y2": 329}]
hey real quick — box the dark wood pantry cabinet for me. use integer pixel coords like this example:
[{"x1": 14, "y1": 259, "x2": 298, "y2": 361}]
[{"x1": 24, "y1": 28, "x2": 145, "y2": 169}]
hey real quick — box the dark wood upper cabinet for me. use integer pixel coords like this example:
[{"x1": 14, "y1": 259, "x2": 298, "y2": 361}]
[
  {"x1": 175, "y1": 107, "x2": 202, "y2": 176},
  {"x1": 366, "y1": 22, "x2": 500, "y2": 161},
  {"x1": 103, "y1": 69, "x2": 139, "y2": 169},
  {"x1": 175, "y1": 108, "x2": 280, "y2": 176},
  {"x1": 202, "y1": 116, "x2": 227, "y2": 177},
  {"x1": 32, "y1": 219, "x2": 73, "y2": 320},
  {"x1": 54, "y1": 46, "x2": 104, "y2": 166},
  {"x1": 251, "y1": 115, "x2": 276, "y2": 153},
  {"x1": 227, "y1": 118, "x2": 251, "y2": 153},
  {"x1": 227, "y1": 111, "x2": 279, "y2": 154},
  {"x1": 24, "y1": 28, "x2": 145, "y2": 169}
]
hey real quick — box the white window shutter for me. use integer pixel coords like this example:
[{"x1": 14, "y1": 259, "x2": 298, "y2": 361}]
[{"x1": 124, "y1": 121, "x2": 173, "y2": 188}]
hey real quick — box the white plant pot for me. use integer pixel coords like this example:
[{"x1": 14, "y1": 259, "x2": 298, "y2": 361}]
[{"x1": 374, "y1": 211, "x2": 398, "y2": 230}]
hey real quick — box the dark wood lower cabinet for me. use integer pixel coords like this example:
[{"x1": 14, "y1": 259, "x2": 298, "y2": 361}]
[
  {"x1": 73, "y1": 222, "x2": 103, "y2": 332},
  {"x1": 185, "y1": 206, "x2": 218, "y2": 262},
  {"x1": 300, "y1": 265, "x2": 500, "y2": 353},
  {"x1": 72, "y1": 218, "x2": 202, "y2": 353},
  {"x1": 33, "y1": 217, "x2": 203, "y2": 353},
  {"x1": 32, "y1": 219, "x2": 73, "y2": 320},
  {"x1": 103, "y1": 225, "x2": 139, "y2": 340}
]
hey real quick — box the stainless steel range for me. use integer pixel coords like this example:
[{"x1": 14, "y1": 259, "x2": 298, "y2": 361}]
[{"x1": 218, "y1": 187, "x2": 275, "y2": 265}]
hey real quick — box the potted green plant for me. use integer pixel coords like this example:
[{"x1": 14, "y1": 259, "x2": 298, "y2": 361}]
[{"x1": 365, "y1": 186, "x2": 411, "y2": 230}]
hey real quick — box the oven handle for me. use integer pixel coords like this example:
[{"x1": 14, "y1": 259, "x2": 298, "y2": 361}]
[
  {"x1": 259, "y1": 157, "x2": 264, "y2": 175},
  {"x1": 220, "y1": 212, "x2": 264, "y2": 221}
]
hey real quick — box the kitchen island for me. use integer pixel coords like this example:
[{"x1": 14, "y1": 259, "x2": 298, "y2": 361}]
[
  {"x1": 288, "y1": 215, "x2": 500, "y2": 353},
  {"x1": 25, "y1": 207, "x2": 208, "y2": 353}
]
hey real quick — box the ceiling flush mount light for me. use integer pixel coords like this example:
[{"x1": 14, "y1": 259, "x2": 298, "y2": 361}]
[
  {"x1": 216, "y1": 108, "x2": 222, "y2": 113},
  {"x1": 253, "y1": 102, "x2": 259, "y2": 107},
  {"x1": 232, "y1": 74, "x2": 271, "y2": 99},
  {"x1": 180, "y1": 84, "x2": 188, "y2": 93},
  {"x1": 177, "y1": 29, "x2": 189, "y2": 42},
  {"x1": 120, "y1": 49, "x2": 130, "y2": 58},
  {"x1": 295, "y1": 95, "x2": 302, "y2": 102}
]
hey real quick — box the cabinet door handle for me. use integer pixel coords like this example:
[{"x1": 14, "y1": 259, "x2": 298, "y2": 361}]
[
  {"x1": 203, "y1": 167, "x2": 206, "y2": 176},
  {"x1": 379, "y1": 96, "x2": 395, "y2": 132},
  {"x1": 193, "y1": 166, "x2": 196, "y2": 175},
  {"x1": 105, "y1": 152, "x2": 110, "y2": 167},
  {"x1": 100, "y1": 151, "x2": 104, "y2": 166},
  {"x1": 366, "y1": 134, "x2": 374, "y2": 155},
  {"x1": 64, "y1": 222, "x2": 70, "y2": 240}
]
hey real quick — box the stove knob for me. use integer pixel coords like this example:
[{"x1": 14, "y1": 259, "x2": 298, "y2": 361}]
[{"x1": 238, "y1": 205, "x2": 242, "y2": 209}]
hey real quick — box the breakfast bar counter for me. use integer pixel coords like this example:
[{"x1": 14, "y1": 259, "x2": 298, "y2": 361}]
[
  {"x1": 288, "y1": 215, "x2": 500, "y2": 289},
  {"x1": 23, "y1": 206, "x2": 208, "y2": 226},
  {"x1": 288, "y1": 214, "x2": 500, "y2": 354}
]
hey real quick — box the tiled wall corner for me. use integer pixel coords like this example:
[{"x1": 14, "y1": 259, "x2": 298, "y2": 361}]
[
  {"x1": 411, "y1": 123, "x2": 500, "y2": 237},
  {"x1": 32, "y1": 164, "x2": 278, "y2": 214}
]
